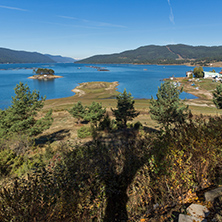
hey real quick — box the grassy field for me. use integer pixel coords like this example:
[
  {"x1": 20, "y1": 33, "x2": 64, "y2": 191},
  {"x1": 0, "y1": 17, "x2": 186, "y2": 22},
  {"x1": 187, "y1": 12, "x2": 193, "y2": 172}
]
[{"x1": 41, "y1": 80, "x2": 222, "y2": 146}]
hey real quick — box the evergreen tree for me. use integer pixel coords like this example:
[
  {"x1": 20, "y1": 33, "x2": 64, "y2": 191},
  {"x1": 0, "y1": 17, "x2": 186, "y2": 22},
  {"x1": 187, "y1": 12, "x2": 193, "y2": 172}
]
[
  {"x1": 149, "y1": 81, "x2": 189, "y2": 130},
  {"x1": 213, "y1": 84, "x2": 222, "y2": 109},
  {"x1": 84, "y1": 102, "x2": 106, "y2": 127},
  {"x1": 68, "y1": 101, "x2": 86, "y2": 124},
  {"x1": 68, "y1": 101, "x2": 106, "y2": 127},
  {"x1": 112, "y1": 89, "x2": 139, "y2": 128},
  {"x1": 0, "y1": 82, "x2": 53, "y2": 138}
]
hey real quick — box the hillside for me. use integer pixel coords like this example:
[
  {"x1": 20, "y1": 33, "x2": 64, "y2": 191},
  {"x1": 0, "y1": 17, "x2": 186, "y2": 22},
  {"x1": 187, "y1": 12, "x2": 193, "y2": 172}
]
[
  {"x1": 76, "y1": 44, "x2": 222, "y2": 65},
  {"x1": 45, "y1": 54, "x2": 76, "y2": 63},
  {"x1": 0, "y1": 47, "x2": 75, "y2": 64},
  {"x1": 0, "y1": 48, "x2": 55, "y2": 64}
]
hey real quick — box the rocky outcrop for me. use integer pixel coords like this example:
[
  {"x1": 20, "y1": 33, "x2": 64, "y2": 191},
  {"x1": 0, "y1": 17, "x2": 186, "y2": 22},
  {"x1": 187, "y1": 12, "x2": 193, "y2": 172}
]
[{"x1": 178, "y1": 187, "x2": 222, "y2": 222}]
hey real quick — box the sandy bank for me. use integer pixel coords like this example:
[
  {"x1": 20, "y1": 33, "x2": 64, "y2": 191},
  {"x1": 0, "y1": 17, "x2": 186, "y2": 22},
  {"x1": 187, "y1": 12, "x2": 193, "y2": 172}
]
[{"x1": 28, "y1": 75, "x2": 63, "y2": 79}]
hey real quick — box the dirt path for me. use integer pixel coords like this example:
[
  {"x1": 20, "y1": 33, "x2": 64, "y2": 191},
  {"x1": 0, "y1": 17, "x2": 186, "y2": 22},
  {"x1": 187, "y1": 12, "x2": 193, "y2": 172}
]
[{"x1": 166, "y1": 46, "x2": 183, "y2": 60}]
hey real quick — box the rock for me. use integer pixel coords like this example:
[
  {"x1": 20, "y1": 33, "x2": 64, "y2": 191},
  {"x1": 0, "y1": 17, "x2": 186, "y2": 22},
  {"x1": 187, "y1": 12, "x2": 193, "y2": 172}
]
[
  {"x1": 204, "y1": 187, "x2": 222, "y2": 202},
  {"x1": 187, "y1": 203, "x2": 209, "y2": 218},
  {"x1": 178, "y1": 214, "x2": 207, "y2": 222}
]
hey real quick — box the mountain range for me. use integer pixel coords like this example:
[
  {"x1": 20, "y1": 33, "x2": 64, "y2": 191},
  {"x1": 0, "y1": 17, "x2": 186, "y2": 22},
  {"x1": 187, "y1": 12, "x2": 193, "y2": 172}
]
[
  {"x1": 0, "y1": 47, "x2": 75, "y2": 64},
  {"x1": 76, "y1": 44, "x2": 222, "y2": 65}
]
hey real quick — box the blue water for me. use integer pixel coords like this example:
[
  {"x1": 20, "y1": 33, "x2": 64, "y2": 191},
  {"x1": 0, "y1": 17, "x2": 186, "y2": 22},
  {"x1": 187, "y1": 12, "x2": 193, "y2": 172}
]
[{"x1": 0, "y1": 63, "x2": 219, "y2": 110}]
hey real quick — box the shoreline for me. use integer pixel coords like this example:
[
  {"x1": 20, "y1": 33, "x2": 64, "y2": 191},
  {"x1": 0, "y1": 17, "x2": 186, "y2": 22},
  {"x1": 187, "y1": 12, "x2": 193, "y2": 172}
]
[
  {"x1": 28, "y1": 75, "x2": 63, "y2": 80},
  {"x1": 71, "y1": 81, "x2": 119, "y2": 97}
]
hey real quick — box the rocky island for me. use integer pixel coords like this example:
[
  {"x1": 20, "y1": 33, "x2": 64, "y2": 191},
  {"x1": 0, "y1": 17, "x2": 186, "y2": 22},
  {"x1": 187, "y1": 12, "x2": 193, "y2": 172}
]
[{"x1": 28, "y1": 68, "x2": 63, "y2": 80}]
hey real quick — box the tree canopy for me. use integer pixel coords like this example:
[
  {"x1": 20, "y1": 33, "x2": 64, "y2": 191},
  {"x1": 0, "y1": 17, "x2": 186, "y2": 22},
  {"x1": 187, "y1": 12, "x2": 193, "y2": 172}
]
[
  {"x1": 84, "y1": 102, "x2": 106, "y2": 127},
  {"x1": 33, "y1": 68, "x2": 55, "y2": 75},
  {"x1": 68, "y1": 101, "x2": 106, "y2": 127},
  {"x1": 213, "y1": 84, "x2": 222, "y2": 109},
  {"x1": 68, "y1": 101, "x2": 86, "y2": 124},
  {"x1": 193, "y1": 66, "x2": 204, "y2": 78},
  {"x1": 149, "y1": 81, "x2": 189, "y2": 130},
  {"x1": 112, "y1": 89, "x2": 139, "y2": 128},
  {"x1": 0, "y1": 82, "x2": 53, "y2": 138}
]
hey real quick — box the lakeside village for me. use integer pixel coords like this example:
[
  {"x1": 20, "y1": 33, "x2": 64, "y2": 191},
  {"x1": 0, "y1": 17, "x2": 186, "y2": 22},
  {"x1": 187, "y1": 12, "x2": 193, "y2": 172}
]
[
  {"x1": 186, "y1": 69, "x2": 222, "y2": 81},
  {"x1": 168, "y1": 67, "x2": 222, "y2": 90}
]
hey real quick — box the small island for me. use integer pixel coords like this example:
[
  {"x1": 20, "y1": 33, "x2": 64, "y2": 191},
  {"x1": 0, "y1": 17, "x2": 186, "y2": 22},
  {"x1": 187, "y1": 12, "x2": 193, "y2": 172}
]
[{"x1": 28, "y1": 68, "x2": 63, "y2": 79}]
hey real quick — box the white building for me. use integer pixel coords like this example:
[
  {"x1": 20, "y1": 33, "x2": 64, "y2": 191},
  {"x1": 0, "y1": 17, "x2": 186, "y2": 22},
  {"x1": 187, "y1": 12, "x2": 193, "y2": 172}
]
[{"x1": 203, "y1": 71, "x2": 222, "y2": 79}]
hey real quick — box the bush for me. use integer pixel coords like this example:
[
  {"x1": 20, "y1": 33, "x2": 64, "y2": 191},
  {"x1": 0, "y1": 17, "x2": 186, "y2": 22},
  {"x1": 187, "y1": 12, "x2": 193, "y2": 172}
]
[
  {"x1": 77, "y1": 126, "x2": 92, "y2": 138},
  {"x1": 133, "y1": 121, "x2": 143, "y2": 130},
  {"x1": 0, "y1": 115, "x2": 222, "y2": 221},
  {"x1": 148, "y1": 115, "x2": 222, "y2": 205},
  {"x1": 99, "y1": 113, "x2": 111, "y2": 132}
]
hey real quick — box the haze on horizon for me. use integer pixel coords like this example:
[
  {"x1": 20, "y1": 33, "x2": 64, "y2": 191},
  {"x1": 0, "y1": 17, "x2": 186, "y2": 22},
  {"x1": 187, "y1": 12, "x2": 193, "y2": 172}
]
[{"x1": 1, "y1": 0, "x2": 222, "y2": 60}]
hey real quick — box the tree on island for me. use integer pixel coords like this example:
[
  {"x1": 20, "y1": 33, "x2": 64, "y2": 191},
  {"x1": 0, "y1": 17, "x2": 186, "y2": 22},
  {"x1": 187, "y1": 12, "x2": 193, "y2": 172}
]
[
  {"x1": 33, "y1": 68, "x2": 55, "y2": 75},
  {"x1": 149, "y1": 81, "x2": 189, "y2": 131},
  {"x1": 0, "y1": 82, "x2": 53, "y2": 138},
  {"x1": 193, "y1": 66, "x2": 204, "y2": 78},
  {"x1": 112, "y1": 89, "x2": 139, "y2": 129}
]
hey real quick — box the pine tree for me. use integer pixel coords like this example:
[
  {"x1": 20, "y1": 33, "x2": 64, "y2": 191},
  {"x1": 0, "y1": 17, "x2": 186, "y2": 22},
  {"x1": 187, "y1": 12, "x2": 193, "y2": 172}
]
[
  {"x1": 112, "y1": 89, "x2": 139, "y2": 128},
  {"x1": 213, "y1": 84, "x2": 222, "y2": 109},
  {"x1": 0, "y1": 82, "x2": 53, "y2": 138},
  {"x1": 149, "y1": 81, "x2": 189, "y2": 130},
  {"x1": 84, "y1": 102, "x2": 106, "y2": 127},
  {"x1": 68, "y1": 101, "x2": 86, "y2": 124}
]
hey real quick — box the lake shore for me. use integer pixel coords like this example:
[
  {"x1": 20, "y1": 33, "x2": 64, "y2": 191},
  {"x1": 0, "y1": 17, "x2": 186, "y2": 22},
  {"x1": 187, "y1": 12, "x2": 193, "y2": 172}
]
[{"x1": 28, "y1": 75, "x2": 63, "y2": 80}]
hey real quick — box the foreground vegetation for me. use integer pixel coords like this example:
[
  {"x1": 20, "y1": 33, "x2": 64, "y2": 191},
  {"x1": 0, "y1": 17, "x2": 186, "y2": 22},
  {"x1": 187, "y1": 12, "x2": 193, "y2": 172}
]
[{"x1": 0, "y1": 80, "x2": 222, "y2": 221}]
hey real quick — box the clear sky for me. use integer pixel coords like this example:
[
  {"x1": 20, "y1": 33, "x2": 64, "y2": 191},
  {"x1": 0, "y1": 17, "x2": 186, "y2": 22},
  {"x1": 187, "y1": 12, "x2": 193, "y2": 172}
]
[{"x1": 1, "y1": 0, "x2": 222, "y2": 59}]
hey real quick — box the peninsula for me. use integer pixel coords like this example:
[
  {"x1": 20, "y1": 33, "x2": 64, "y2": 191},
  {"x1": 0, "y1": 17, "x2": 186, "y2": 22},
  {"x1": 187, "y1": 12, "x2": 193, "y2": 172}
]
[{"x1": 71, "y1": 81, "x2": 119, "y2": 98}]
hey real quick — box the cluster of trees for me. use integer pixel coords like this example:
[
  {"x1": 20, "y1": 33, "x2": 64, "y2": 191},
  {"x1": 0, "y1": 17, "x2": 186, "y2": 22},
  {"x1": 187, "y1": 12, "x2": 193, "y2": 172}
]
[
  {"x1": 68, "y1": 79, "x2": 222, "y2": 133},
  {"x1": 33, "y1": 68, "x2": 55, "y2": 75},
  {"x1": 68, "y1": 101, "x2": 106, "y2": 128},
  {"x1": 1, "y1": 79, "x2": 222, "y2": 140}
]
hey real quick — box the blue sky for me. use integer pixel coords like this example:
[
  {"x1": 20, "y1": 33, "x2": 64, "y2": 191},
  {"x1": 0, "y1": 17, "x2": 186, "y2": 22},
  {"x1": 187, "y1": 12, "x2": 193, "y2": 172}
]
[{"x1": 1, "y1": 0, "x2": 222, "y2": 59}]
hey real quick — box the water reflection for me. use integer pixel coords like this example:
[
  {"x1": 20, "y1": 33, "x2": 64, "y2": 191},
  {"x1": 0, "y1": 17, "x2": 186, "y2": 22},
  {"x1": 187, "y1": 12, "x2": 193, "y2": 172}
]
[{"x1": 33, "y1": 79, "x2": 55, "y2": 96}]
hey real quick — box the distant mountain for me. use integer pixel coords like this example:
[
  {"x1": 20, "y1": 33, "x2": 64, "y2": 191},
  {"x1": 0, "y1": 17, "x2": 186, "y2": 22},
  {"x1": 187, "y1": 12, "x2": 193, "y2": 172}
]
[
  {"x1": 0, "y1": 48, "x2": 55, "y2": 64},
  {"x1": 0, "y1": 47, "x2": 76, "y2": 64},
  {"x1": 76, "y1": 44, "x2": 222, "y2": 65},
  {"x1": 45, "y1": 54, "x2": 76, "y2": 63}
]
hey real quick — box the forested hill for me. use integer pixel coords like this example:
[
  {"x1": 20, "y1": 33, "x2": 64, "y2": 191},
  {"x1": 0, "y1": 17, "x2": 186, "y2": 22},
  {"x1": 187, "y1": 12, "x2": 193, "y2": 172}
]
[
  {"x1": 44, "y1": 54, "x2": 76, "y2": 63},
  {"x1": 0, "y1": 48, "x2": 55, "y2": 64},
  {"x1": 0, "y1": 48, "x2": 75, "y2": 64},
  {"x1": 76, "y1": 44, "x2": 222, "y2": 65}
]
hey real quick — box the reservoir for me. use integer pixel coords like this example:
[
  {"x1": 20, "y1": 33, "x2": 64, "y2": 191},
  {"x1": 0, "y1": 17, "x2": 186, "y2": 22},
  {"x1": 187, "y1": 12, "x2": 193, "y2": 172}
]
[{"x1": 0, "y1": 63, "x2": 219, "y2": 110}]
